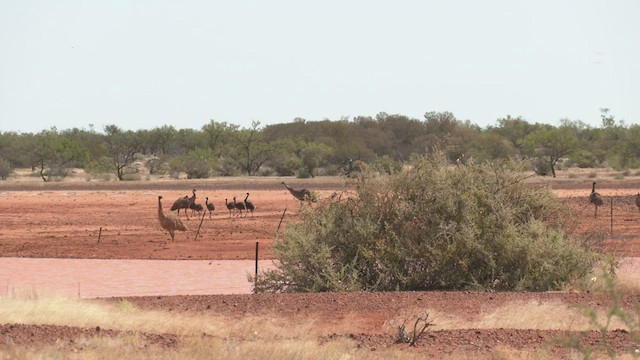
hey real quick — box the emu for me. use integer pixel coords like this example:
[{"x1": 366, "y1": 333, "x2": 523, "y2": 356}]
[
  {"x1": 158, "y1": 195, "x2": 188, "y2": 241},
  {"x1": 589, "y1": 182, "x2": 604, "y2": 218},
  {"x1": 281, "y1": 181, "x2": 315, "y2": 203},
  {"x1": 244, "y1": 192, "x2": 255, "y2": 217}
]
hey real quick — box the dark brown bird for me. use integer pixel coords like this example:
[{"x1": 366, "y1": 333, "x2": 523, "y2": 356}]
[
  {"x1": 244, "y1": 192, "x2": 255, "y2": 217},
  {"x1": 233, "y1": 196, "x2": 245, "y2": 217},
  {"x1": 225, "y1": 198, "x2": 235, "y2": 217},
  {"x1": 158, "y1": 195, "x2": 188, "y2": 241},
  {"x1": 191, "y1": 202, "x2": 204, "y2": 216},
  {"x1": 171, "y1": 189, "x2": 196, "y2": 219},
  {"x1": 170, "y1": 195, "x2": 190, "y2": 220},
  {"x1": 589, "y1": 182, "x2": 604, "y2": 218},
  {"x1": 206, "y1": 197, "x2": 215, "y2": 219}
]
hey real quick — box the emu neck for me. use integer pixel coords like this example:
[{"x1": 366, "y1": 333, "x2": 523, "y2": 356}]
[{"x1": 158, "y1": 198, "x2": 164, "y2": 220}]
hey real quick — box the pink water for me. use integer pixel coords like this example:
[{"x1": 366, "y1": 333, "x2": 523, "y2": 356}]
[{"x1": 0, "y1": 258, "x2": 276, "y2": 298}]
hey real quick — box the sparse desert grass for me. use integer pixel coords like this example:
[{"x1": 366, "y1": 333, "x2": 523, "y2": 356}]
[
  {"x1": 1, "y1": 336, "x2": 421, "y2": 360},
  {"x1": 0, "y1": 294, "x2": 318, "y2": 340},
  {"x1": 2, "y1": 290, "x2": 640, "y2": 359}
]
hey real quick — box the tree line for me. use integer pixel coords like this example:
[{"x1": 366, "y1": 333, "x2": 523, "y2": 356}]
[{"x1": 0, "y1": 108, "x2": 636, "y2": 181}]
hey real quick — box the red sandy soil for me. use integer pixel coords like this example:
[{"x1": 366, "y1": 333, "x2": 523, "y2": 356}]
[{"x1": 2, "y1": 174, "x2": 640, "y2": 358}]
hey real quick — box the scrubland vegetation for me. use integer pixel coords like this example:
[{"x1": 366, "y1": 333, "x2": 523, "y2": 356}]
[
  {"x1": 0, "y1": 109, "x2": 636, "y2": 182},
  {"x1": 255, "y1": 153, "x2": 598, "y2": 293}
]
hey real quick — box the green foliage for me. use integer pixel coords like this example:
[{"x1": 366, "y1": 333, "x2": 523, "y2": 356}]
[
  {"x1": 103, "y1": 125, "x2": 143, "y2": 181},
  {"x1": 226, "y1": 121, "x2": 273, "y2": 175},
  {"x1": 3, "y1": 108, "x2": 637, "y2": 177},
  {"x1": 0, "y1": 156, "x2": 13, "y2": 179},
  {"x1": 28, "y1": 128, "x2": 88, "y2": 181},
  {"x1": 299, "y1": 142, "x2": 332, "y2": 177},
  {"x1": 169, "y1": 148, "x2": 217, "y2": 179},
  {"x1": 520, "y1": 124, "x2": 578, "y2": 177},
  {"x1": 255, "y1": 153, "x2": 597, "y2": 292},
  {"x1": 201, "y1": 120, "x2": 238, "y2": 156}
]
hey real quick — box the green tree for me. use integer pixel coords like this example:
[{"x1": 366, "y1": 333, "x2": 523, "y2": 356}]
[
  {"x1": 490, "y1": 115, "x2": 537, "y2": 153},
  {"x1": 520, "y1": 123, "x2": 578, "y2": 177},
  {"x1": 201, "y1": 120, "x2": 238, "y2": 156},
  {"x1": 299, "y1": 142, "x2": 332, "y2": 177},
  {"x1": 29, "y1": 128, "x2": 87, "y2": 181},
  {"x1": 0, "y1": 156, "x2": 13, "y2": 180},
  {"x1": 226, "y1": 121, "x2": 273, "y2": 175},
  {"x1": 140, "y1": 125, "x2": 177, "y2": 155},
  {"x1": 103, "y1": 125, "x2": 142, "y2": 181},
  {"x1": 596, "y1": 108, "x2": 628, "y2": 169},
  {"x1": 169, "y1": 148, "x2": 217, "y2": 179}
]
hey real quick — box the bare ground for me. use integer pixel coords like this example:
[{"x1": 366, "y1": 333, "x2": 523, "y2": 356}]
[{"x1": 2, "y1": 174, "x2": 640, "y2": 358}]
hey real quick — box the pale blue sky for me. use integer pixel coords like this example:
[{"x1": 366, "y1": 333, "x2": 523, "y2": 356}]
[{"x1": 1, "y1": 1, "x2": 638, "y2": 134}]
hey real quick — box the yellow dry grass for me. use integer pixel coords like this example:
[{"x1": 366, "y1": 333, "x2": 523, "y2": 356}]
[{"x1": 2, "y1": 289, "x2": 637, "y2": 360}]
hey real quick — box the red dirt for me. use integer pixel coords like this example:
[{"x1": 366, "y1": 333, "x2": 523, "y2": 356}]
[{"x1": 2, "y1": 175, "x2": 640, "y2": 358}]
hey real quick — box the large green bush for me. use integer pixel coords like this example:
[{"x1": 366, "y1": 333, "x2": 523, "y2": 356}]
[{"x1": 255, "y1": 153, "x2": 597, "y2": 292}]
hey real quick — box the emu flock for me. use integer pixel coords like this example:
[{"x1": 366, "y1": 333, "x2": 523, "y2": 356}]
[{"x1": 157, "y1": 182, "x2": 315, "y2": 241}]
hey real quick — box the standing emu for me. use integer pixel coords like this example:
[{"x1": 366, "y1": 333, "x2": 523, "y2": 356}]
[
  {"x1": 233, "y1": 196, "x2": 246, "y2": 217},
  {"x1": 244, "y1": 192, "x2": 255, "y2": 217},
  {"x1": 206, "y1": 197, "x2": 215, "y2": 218},
  {"x1": 191, "y1": 202, "x2": 204, "y2": 216},
  {"x1": 281, "y1": 181, "x2": 315, "y2": 203},
  {"x1": 172, "y1": 189, "x2": 196, "y2": 220},
  {"x1": 589, "y1": 182, "x2": 604, "y2": 218},
  {"x1": 225, "y1": 198, "x2": 235, "y2": 217},
  {"x1": 170, "y1": 195, "x2": 190, "y2": 219},
  {"x1": 158, "y1": 195, "x2": 188, "y2": 241}
]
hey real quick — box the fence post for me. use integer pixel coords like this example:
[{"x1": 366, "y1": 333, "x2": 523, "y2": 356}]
[
  {"x1": 254, "y1": 241, "x2": 259, "y2": 293},
  {"x1": 610, "y1": 198, "x2": 613, "y2": 235}
]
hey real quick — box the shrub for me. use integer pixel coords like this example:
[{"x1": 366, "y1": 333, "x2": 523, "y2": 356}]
[
  {"x1": 0, "y1": 157, "x2": 14, "y2": 179},
  {"x1": 121, "y1": 173, "x2": 142, "y2": 181},
  {"x1": 384, "y1": 309, "x2": 434, "y2": 346},
  {"x1": 254, "y1": 153, "x2": 597, "y2": 292},
  {"x1": 169, "y1": 149, "x2": 217, "y2": 179}
]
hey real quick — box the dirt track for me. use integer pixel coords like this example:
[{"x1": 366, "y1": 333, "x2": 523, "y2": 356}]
[{"x1": 2, "y1": 175, "x2": 640, "y2": 358}]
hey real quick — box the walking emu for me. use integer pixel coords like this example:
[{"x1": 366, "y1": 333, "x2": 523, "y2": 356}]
[
  {"x1": 281, "y1": 181, "x2": 315, "y2": 203},
  {"x1": 206, "y1": 197, "x2": 215, "y2": 218},
  {"x1": 171, "y1": 189, "x2": 196, "y2": 220},
  {"x1": 589, "y1": 182, "x2": 604, "y2": 218},
  {"x1": 233, "y1": 196, "x2": 246, "y2": 217},
  {"x1": 244, "y1": 192, "x2": 255, "y2": 217},
  {"x1": 225, "y1": 198, "x2": 235, "y2": 217},
  {"x1": 158, "y1": 195, "x2": 188, "y2": 241}
]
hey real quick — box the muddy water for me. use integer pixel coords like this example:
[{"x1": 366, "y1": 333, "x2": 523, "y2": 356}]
[{"x1": 0, "y1": 258, "x2": 277, "y2": 298}]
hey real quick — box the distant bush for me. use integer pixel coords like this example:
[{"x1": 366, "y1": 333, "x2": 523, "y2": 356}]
[
  {"x1": 121, "y1": 173, "x2": 142, "y2": 181},
  {"x1": 169, "y1": 149, "x2": 217, "y2": 179},
  {"x1": 296, "y1": 167, "x2": 312, "y2": 178},
  {"x1": 254, "y1": 153, "x2": 597, "y2": 292},
  {"x1": 0, "y1": 157, "x2": 13, "y2": 180}
]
